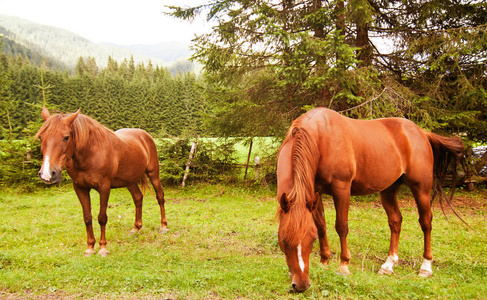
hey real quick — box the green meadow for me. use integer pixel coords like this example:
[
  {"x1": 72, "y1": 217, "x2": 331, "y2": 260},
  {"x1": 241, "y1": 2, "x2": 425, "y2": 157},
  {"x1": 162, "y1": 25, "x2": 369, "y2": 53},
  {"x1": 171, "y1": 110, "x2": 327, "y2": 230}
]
[{"x1": 0, "y1": 184, "x2": 485, "y2": 299}]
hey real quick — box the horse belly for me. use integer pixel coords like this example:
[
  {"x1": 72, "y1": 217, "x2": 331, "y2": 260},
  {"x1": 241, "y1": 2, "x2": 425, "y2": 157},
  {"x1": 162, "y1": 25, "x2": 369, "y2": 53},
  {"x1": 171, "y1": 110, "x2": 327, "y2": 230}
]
[
  {"x1": 350, "y1": 178, "x2": 398, "y2": 195},
  {"x1": 351, "y1": 161, "x2": 403, "y2": 195},
  {"x1": 111, "y1": 179, "x2": 138, "y2": 189},
  {"x1": 113, "y1": 131, "x2": 152, "y2": 188},
  {"x1": 111, "y1": 158, "x2": 148, "y2": 188}
]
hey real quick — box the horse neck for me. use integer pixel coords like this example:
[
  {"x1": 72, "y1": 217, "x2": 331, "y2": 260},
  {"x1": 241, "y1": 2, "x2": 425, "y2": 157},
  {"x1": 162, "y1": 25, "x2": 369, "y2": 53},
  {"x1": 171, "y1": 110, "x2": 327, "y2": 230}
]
[
  {"x1": 278, "y1": 126, "x2": 320, "y2": 246},
  {"x1": 289, "y1": 126, "x2": 319, "y2": 206}
]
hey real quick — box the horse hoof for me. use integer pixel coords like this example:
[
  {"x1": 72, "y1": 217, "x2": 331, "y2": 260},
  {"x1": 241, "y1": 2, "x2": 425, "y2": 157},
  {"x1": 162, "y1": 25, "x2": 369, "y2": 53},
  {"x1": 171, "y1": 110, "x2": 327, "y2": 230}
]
[
  {"x1": 98, "y1": 248, "x2": 109, "y2": 257},
  {"x1": 84, "y1": 249, "x2": 95, "y2": 257},
  {"x1": 129, "y1": 228, "x2": 139, "y2": 234},
  {"x1": 320, "y1": 259, "x2": 330, "y2": 268},
  {"x1": 378, "y1": 267, "x2": 394, "y2": 275},
  {"x1": 337, "y1": 266, "x2": 351, "y2": 276},
  {"x1": 160, "y1": 226, "x2": 169, "y2": 234},
  {"x1": 419, "y1": 269, "x2": 432, "y2": 278}
]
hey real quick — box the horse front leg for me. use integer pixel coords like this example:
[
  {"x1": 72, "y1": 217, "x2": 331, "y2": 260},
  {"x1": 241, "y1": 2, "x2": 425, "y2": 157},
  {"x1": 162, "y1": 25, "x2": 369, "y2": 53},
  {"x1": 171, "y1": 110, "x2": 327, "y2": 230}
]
[
  {"x1": 312, "y1": 194, "x2": 332, "y2": 266},
  {"x1": 332, "y1": 187, "x2": 351, "y2": 275},
  {"x1": 73, "y1": 184, "x2": 95, "y2": 256},
  {"x1": 97, "y1": 186, "x2": 111, "y2": 257}
]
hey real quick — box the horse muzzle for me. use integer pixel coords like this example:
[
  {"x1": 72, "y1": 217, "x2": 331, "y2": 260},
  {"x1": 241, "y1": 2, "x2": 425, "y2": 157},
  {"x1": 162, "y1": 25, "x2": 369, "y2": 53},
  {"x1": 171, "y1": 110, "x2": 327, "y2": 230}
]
[
  {"x1": 38, "y1": 166, "x2": 63, "y2": 184},
  {"x1": 291, "y1": 279, "x2": 311, "y2": 293},
  {"x1": 290, "y1": 272, "x2": 311, "y2": 292}
]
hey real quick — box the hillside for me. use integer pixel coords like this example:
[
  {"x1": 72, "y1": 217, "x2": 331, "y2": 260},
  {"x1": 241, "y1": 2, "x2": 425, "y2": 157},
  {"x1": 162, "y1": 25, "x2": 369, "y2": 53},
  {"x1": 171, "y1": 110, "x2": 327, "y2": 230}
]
[
  {"x1": 0, "y1": 27, "x2": 68, "y2": 70},
  {"x1": 111, "y1": 41, "x2": 192, "y2": 63},
  {"x1": 0, "y1": 14, "x2": 195, "y2": 72}
]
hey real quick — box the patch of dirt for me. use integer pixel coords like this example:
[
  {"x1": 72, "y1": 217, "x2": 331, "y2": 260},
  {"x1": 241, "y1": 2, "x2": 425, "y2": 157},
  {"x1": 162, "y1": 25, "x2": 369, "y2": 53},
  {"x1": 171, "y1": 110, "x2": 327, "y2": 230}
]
[
  {"x1": 450, "y1": 191, "x2": 487, "y2": 210},
  {"x1": 0, "y1": 291, "x2": 79, "y2": 300},
  {"x1": 322, "y1": 188, "x2": 486, "y2": 216},
  {"x1": 0, "y1": 291, "x2": 178, "y2": 300}
]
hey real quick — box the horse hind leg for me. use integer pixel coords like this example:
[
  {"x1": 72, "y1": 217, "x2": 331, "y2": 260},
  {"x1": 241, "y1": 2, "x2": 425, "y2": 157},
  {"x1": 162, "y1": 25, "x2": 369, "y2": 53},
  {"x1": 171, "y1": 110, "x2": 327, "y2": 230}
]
[
  {"x1": 409, "y1": 184, "x2": 434, "y2": 277},
  {"x1": 378, "y1": 183, "x2": 402, "y2": 275},
  {"x1": 127, "y1": 183, "x2": 144, "y2": 234},
  {"x1": 146, "y1": 168, "x2": 168, "y2": 233}
]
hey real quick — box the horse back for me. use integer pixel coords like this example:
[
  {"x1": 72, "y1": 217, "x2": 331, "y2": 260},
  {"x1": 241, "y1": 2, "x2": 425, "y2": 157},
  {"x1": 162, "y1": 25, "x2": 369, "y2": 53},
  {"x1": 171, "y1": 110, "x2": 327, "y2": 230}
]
[
  {"x1": 302, "y1": 108, "x2": 433, "y2": 195},
  {"x1": 114, "y1": 128, "x2": 159, "y2": 163}
]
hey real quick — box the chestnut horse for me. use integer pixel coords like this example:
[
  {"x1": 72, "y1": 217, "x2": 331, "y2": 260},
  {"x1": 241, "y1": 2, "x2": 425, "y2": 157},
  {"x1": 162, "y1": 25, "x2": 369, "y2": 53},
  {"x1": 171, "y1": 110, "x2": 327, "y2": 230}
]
[
  {"x1": 35, "y1": 108, "x2": 167, "y2": 257},
  {"x1": 277, "y1": 108, "x2": 464, "y2": 292}
]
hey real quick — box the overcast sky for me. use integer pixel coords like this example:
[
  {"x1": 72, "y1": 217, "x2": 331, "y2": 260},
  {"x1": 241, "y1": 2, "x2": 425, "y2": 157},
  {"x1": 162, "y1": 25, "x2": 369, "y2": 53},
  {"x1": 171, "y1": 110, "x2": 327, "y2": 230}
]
[{"x1": 0, "y1": 0, "x2": 212, "y2": 45}]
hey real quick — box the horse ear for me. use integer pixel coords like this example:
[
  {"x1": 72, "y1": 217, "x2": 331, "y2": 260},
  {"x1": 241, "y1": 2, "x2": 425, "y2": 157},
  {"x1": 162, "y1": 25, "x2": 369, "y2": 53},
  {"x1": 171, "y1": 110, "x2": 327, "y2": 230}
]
[
  {"x1": 306, "y1": 192, "x2": 321, "y2": 212},
  {"x1": 41, "y1": 107, "x2": 50, "y2": 121},
  {"x1": 64, "y1": 109, "x2": 81, "y2": 126},
  {"x1": 279, "y1": 193, "x2": 290, "y2": 213}
]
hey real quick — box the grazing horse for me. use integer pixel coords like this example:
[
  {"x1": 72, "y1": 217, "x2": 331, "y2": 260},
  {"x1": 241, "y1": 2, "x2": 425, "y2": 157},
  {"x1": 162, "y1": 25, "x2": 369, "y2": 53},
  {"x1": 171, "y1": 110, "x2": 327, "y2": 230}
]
[
  {"x1": 277, "y1": 108, "x2": 464, "y2": 292},
  {"x1": 35, "y1": 108, "x2": 167, "y2": 256}
]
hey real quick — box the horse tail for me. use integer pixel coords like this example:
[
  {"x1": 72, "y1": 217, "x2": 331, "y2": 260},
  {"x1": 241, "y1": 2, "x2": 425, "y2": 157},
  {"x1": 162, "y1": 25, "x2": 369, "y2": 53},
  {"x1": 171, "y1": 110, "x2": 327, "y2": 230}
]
[
  {"x1": 424, "y1": 131, "x2": 464, "y2": 193},
  {"x1": 423, "y1": 130, "x2": 469, "y2": 228},
  {"x1": 139, "y1": 174, "x2": 153, "y2": 197}
]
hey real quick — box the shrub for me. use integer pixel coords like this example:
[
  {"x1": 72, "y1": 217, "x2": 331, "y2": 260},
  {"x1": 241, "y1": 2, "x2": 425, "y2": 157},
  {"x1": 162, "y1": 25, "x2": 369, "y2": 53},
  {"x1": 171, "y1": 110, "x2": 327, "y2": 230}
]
[
  {"x1": 156, "y1": 138, "x2": 240, "y2": 186},
  {"x1": 0, "y1": 140, "x2": 43, "y2": 191}
]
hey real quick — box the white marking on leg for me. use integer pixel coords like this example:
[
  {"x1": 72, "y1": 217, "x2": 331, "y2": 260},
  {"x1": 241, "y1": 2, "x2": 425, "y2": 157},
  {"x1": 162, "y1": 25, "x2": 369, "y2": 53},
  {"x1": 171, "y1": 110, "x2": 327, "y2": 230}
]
[
  {"x1": 419, "y1": 258, "x2": 433, "y2": 277},
  {"x1": 40, "y1": 156, "x2": 51, "y2": 181},
  {"x1": 379, "y1": 254, "x2": 398, "y2": 274},
  {"x1": 297, "y1": 243, "x2": 305, "y2": 272}
]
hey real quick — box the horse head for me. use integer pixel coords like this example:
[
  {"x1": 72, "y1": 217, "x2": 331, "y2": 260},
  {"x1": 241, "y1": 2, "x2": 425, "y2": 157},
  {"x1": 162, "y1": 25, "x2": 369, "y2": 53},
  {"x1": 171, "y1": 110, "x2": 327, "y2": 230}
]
[
  {"x1": 277, "y1": 192, "x2": 320, "y2": 292},
  {"x1": 35, "y1": 107, "x2": 80, "y2": 184}
]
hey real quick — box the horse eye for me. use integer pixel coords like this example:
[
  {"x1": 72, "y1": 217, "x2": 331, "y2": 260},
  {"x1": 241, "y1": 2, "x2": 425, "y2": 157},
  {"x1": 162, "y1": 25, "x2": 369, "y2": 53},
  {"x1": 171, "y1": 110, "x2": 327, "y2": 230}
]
[{"x1": 63, "y1": 136, "x2": 70, "y2": 142}]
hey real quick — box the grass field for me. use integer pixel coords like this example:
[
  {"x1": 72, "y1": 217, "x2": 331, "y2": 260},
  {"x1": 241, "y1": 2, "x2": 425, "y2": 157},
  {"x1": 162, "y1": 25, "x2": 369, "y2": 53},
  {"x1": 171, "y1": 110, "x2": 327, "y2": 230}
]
[{"x1": 0, "y1": 184, "x2": 486, "y2": 299}]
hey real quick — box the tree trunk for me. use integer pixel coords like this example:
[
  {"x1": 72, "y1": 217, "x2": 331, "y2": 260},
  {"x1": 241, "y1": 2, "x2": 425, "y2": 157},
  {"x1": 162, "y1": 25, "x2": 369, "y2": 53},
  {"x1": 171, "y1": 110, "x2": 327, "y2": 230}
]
[
  {"x1": 356, "y1": 19, "x2": 372, "y2": 66},
  {"x1": 336, "y1": 0, "x2": 345, "y2": 35}
]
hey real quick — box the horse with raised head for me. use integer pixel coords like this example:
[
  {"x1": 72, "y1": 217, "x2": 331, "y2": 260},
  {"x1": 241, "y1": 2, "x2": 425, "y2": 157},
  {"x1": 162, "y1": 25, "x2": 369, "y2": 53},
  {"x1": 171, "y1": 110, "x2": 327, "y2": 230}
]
[
  {"x1": 35, "y1": 108, "x2": 167, "y2": 256},
  {"x1": 277, "y1": 108, "x2": 464, "y2": 292}
]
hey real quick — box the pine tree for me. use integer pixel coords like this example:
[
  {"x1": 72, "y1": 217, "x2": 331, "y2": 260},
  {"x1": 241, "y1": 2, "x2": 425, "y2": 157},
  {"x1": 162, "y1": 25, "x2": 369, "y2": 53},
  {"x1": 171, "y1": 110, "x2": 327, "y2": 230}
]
[
  {"x1": 85, "y1": 57, "x2": 98, "y2": 78},
  {"x1": 0, "y1": 52, "x2": 13, "y2": 139},
  {"x1": 74, "y1": 57, "x2": 86, "y2": 76},
  {"x1": 169, "y1": 0, "x2": 487, "y2": 141}
]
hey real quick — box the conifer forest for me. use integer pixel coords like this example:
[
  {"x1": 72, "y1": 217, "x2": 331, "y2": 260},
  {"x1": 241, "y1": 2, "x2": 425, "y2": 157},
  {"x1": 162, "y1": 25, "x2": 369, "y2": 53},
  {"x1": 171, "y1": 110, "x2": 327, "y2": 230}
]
[{"x1": 1, "y1": 0, "x2": 486, "y2": 187}]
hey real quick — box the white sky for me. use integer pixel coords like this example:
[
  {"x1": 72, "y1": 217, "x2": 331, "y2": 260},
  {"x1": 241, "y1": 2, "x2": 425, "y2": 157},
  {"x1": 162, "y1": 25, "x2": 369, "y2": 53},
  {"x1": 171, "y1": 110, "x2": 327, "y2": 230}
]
[{"x1": 0, "y1": 0, "x2": 212, "y2": 45}]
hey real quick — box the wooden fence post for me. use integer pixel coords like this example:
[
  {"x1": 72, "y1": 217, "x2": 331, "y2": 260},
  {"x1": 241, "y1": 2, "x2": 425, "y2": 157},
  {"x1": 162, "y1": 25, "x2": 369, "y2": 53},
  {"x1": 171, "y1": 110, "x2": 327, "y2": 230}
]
[
  {"x1": 182, "y1": 140, "x2": 198, "y2": 188},
  {"x1": 243, "y1": 138, "x2": 253, "y2": 183}
]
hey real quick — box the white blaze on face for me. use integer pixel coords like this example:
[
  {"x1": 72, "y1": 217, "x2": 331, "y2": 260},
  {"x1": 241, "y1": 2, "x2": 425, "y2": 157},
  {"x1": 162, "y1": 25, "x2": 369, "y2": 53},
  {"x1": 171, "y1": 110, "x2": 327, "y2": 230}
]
[
  {"x1": 297, "y1": 243, "x2": 305, "y2": 272},
  {"x1": 40, "y1": 156, "x2": 52, "y2": 181}
]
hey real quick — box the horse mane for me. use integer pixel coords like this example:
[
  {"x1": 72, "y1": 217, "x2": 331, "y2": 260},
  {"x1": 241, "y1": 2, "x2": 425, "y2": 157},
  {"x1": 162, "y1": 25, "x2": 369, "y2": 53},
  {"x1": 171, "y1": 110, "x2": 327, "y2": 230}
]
[
  {"x1": 35, "y1": 112, "x2": 114, "y2": 152},
  {"x1": 278, "y1": 115, "x2": 320, "y2": 246},
  {"x1": 72, "y1": 114, "x2": 114, "y2": 150}
]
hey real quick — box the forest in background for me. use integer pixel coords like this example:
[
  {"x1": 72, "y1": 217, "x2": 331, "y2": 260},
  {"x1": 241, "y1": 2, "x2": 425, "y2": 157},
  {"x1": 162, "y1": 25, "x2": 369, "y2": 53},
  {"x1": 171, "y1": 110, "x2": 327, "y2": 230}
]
[
  {"x1": 1, "y1": 0, "x2": 486, "y2": 187},
  {"x1": 0, "y1": 47, "x2": 255, "y2": 189},
  {"x1": 0, "y1": 52, "x2": 206, "y2": 139}
]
